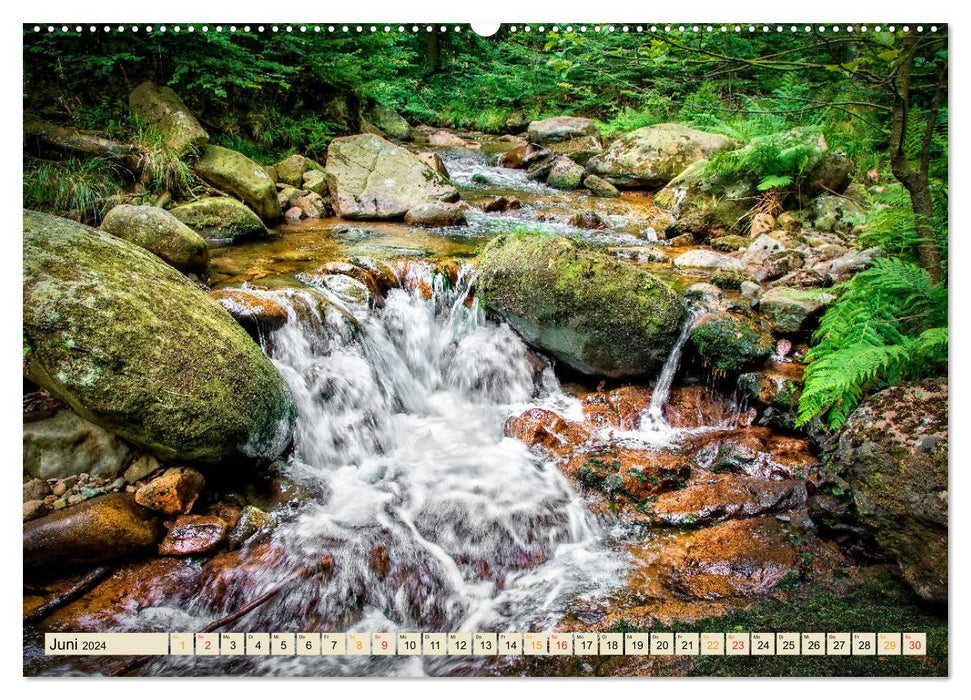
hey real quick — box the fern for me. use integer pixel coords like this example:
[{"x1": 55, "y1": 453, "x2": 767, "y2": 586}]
[
  {"x1": 797, "y1": 258, "x2": 947, "y2": 429},
  {"x1": 703, "y1": 129, "x2": 825, "y2": 190}
]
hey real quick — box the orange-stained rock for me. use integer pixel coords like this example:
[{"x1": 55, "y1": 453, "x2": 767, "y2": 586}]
[
  {"x1": 626, "y1": 517, "x2": 801, "y2": 601},
  {"x1": 135, "y1": 467, "x2": 205, "y2": 516},
  {"x1": 579, "y1": 385, "x2": 653, "y2": 430},
  {"x1": 688, "y1": 426, "x2": 818, "y2": 479},
  {"x1": 664, "y1": 384, "x2": 754, "y2": 428},
  {"x1": 39, "y1": 557, "x2": 202, "y2": 631},
  {"x1": 318, "y1": 261, "x2": 382, "y2": 298},
  {"x1": 209, "y1": 289, "x2": 289, "y2": 332},
  {"x1": 563, "y1": 448, "x2": 692, "y2": 506},
  {"x1": 159, "y1": 514, "x2": 229, "y2": 556},
  {"x1": 642, "y1": 473, "x2": 806, "y2": 526},
  {"x1": 504, "y1": 408, "x2": 591, "y2": 457}
]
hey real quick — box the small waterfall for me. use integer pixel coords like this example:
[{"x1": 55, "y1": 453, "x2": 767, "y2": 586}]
[{"x1": 640, "y1": 306, "x2": 703, "y2": 432}]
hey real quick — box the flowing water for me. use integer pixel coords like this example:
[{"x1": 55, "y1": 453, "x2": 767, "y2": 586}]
[{"x1": 640, "y1": 306, "x2": 704, "y2": 433}]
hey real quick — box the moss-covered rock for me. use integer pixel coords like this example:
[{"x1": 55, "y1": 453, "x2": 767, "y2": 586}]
[
  {"x1": 274, "y1": 154, "x2": 324, "y2": 188},
  {"x1": 546, "y1": 156, "x2": 586, "y2": 190},
  {"x1": 583, "y1": 174, "x2": 620, "y2": 197},
  {"x1": 100, "y1": 204, "x2": 209, "y2": 275},
  {"x1": 476, "y1": 233, "x2": 686, "y2": 378},
  {"x1": 193, "y1": 145, "x2": 282, "y2": 222},
  {"x1": 710, "y1": 268, "x2": 754, "y2": 291},
  {"x1": 168, "y1": 197, "x2": 269, "y2": 243},
  {"x1": 759, "y1": 286, "x2": 836, "y2": 333},
  {"x1": 833, "y1": 378, "x2": 947, "y2": 603},
  {"x1": 128, "y1": 81, "x2": 208, "y2": 157},
  {"x1": 691, "y1": 312, "x2": 773, "y2": 373},
  {"x1": 23, "y1": 210, "x2": 295, "y2": 463},
  {"x1": 710, "y1": 234, "x2": 749, "y2": 252},
  {"x1": 360, "y1": 98, "x2": 413, "y2": 141},
  {"x1": 587, "y1": 123, "x2": 735, "y2": 189}
]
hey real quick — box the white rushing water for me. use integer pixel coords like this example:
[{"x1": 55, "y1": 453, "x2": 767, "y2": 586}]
[{"x1": 135, "y1": 266, "x2": 624, "y2": 677}]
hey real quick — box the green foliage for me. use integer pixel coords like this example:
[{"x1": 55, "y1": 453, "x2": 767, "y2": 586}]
[
  {"x1": 704, "y1": 129, "x2": 825, "y2": 191},
  {"x1": 131, "y1": 124, "x2": 196, "y2": 196},
  {"x1": 596, "y1": 106, "x2": 662, "y2": 136},
  {"x1": 797, "y1": 258, "x2": 947, "y2": 429},
  {"x1": 23, "y1": 156, "x2": 126, "y2": 224}
]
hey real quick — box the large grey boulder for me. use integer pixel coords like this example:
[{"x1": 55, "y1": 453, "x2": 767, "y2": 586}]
[
  {"x1": 586, "y1": 123, "x2": 735, "y2": 189},
  {"x1": 23, "y1": 408, "x2": 132, "y2": 480},
  {"x1": 527, "y1": 116, "x2": 599, "y2": 144},
  {"x1": 128, "y1": 81, "x2": 208, "y2": 157},
  {"x1": 23, "y1": 210, "x2": 295, "y2": 463},
  {"x1": 100, "y1": 204, "x2": 209, "y2": 275},
  {"x1": 193, "y1": 145, "x2": 282, "y2": 222},
  {"x1": 324, "y1": 133, "x2": 459, "y2": 220}
]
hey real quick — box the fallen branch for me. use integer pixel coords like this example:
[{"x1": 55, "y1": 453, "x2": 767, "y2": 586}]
[
  {"x1": 24, "y1": 119, "x2": 141, "y2": 170},
  {"x1": 23, "y1": 566, "x2": 112, "y2": 626}
]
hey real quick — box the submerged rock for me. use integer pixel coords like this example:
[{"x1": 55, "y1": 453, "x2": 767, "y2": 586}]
[
  {"x1": 477, "y1": 234, "x2": 686, "y2": 377},
  {"x1": 23, "y1": 408, "x2": 132, "y2": 480},
  {"x1": 23, "y1": 211, "x2": 296, "y2": 463},
  {"x1": 128, "y1": 81, "x2": 208, "y2": 157},
  {"x1": 100, "y1": 204, "x2": 209, "y2": 275},
  {"x1": 169, "y1": 197, "x2": 269, "y2": 243},
  {"x1": 325, "y1": 133, "x2": 459, "y2": 219},
  {"x1": 193, "y1": 145, "x2": 282, "y2": 222},
  {"x1": 586, "y1": 123, "x2": 734, "y2": 189},
  {"x1": 833, "y1": 378, "x2": 948, "y2": 603},
  {"x1": 23, "y1": 492, "x2": 161, "y2": 568}
]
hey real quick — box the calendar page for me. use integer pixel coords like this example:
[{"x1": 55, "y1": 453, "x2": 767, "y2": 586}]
[{"x1": 22, "y1": 20, "x2": 948, "y2": 679}]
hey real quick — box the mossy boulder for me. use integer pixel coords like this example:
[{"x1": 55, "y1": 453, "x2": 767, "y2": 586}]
[
  {"x1": 128, "y1": 81, "x2": 208, "y2": 157},
  {"x1": 690, "y1": 312, "x2": 773, "y2": 374},
  {"x1": 476, "y1": 233, "x2": 686, "y2": 378},
  {"x1": 100, "y1": 204, "x2": 209, "y2": 275},
  {"x1": 760, "y1": 286, "x2": 836, "y2": 333},
  {"x1": 710, "y1": 234, "x2": 749, "y2": 252},
  {"x1": 546, "y1": 156, "x2": 586, "y2": 190},
  {"x1": 586, "y1": 123, "x2": 735, "y2": 189},
  {"x1": 833, "y1": 378, "x2": 947, "y2": 603},
  {"x1": 274, "y1": 154, "x2": 324, "y2": 188},
  {"x1": 168, "y1": 197, "x2": 269, "y2": 243},
  {"x1": 23, "y1": 210, "x2": 296, "y2": 463},
  {"x1": 193, "y1": 145, "x2": 282, "y2": 222},
  {"x1": 360, "y1": 98, "x2": 413, "y2": 141},
  {"x1": 527, "y1": 116, "x2": 599, "y2": 143},
  {"x1": 325, "y1": 133, "x2": 459, "y2": 219},
  {"x1": 583, "y1": 174, "x2": 620, "y2": 197}
]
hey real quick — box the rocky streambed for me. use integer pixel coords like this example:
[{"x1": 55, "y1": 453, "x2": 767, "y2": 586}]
[{"x1": 23, "y1": 108, "x2": 947, "y2": 676}]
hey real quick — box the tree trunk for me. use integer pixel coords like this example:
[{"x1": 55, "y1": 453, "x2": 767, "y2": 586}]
[{"x1": 24, "y1": 120, "x2": 141, "y2": 170}]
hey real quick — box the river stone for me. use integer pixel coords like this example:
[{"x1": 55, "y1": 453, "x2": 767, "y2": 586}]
[
  {"x1": 128, "y1": 81, "x2": 208, "y2": 157},
  {"x1": 324, "y1": 133, "x2": 459, "y2": 219},
  {"x1": 302, "y1": 169, "x2": 327, "y2": 195},
  {"x1": 159, "y1": 514, "x2": 229, "y2": 555},
  {"x1": 135, "y1": 467, "x2": 205, "y2": 515},
  {"x1": 404, "y1": 202, "x2": 467, "y2": 227},
  {"x1": 759, "y1": 286, "x2": 835, "y2": 333},
  {"x1": 643, "y1": 474, "x2": 806, "y2": 526},
  {"x1": 417, "y1": 151, "x2": 450, "y2": 179},
  {"x1": 673, "y1": 249, "x2": 745, "y2": 272},
  {"x1": 812, "y1": 246, "x2": 883, "y2": 284},
  {"x1": 546, "y1": 156, "x2": 586, "y2": 190},
  {"x1": 23, "y1": 408, "x2": 132, "y2": 480},
  {"x1": 100, "y1": 204, "x2": 209, "y2": 275},
  {"x1": 360, "y1": 99, "x2": 412, "y2": 141},
  {"x1": 23, "y1": 210, "x2": 296, "y2": 463},
  {"x1": 169, "y1": 197, "x2": 269, "y2": 243},
  {"x1": 583, "y1": 174, "x2": 620, "y2": 198},
  {"x1": 274, "y1": 154, "x2": 323, "y2": 188},
  {"x1": 477, "y1": 234, "x2": 686, "y2": 378},
  {"x1": 833, "y1": 378, "x2": 948, "y2": 603},
  {"x1": 210, "y1": 289, "x2": 289, "y2": 335},
  {"x1": 690, "y1": 312, "x2": 773, "y2": 374},
  {"x1": 586, "y1": 123, "x2": 734, "y2": 189},
  {"x1": 193, "y1": 145, "x2": 282, "y2": 222},
  {"x1": 23, "y1": 492, "x2": 162, "y2": 568},
  {"x1": 527, "y1": 116, "x2": 599, "y2": 143},
  {"x1": 546, "y1": 135, "x2": 603, "y2": 165}
]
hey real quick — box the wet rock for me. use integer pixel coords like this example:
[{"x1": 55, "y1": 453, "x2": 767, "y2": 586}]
[
  {"x1": 23, "y1": 492, "x2": 161, "y2": 568},
  {"x1": 123, "y1": 454, "x2": 161, "y2": 484},
  {"x1": 771, "y1": 267, "x2": 828, "y2": 289},
  {"x1": 128, "y1": 81, "x2": 208, "y2": 157},
  {"x1": 210, "y1": 288, "x2": 290, "y2": 336},
  {"x1": 668, "y1": 233, "x2": 694, "y2": 247},
  {"x1": 169, "y1": 197, "x2": 269, "y2": 243},
  {"x1": 583, "y1": 174, "x2": 620, "y2": 197},
  {"x1": 284, "y1": 206, "x2": 302, "y2": 221},
  {"x1": 710, "y1": 235, "x2": 748, "y2": 252},
  {"x1": 416, "y1": 151, "x2": 450, "y2": 178},
  {"x1": 759, "y1": 249, "x2": 806, "y2": 282},
  {"x1": 527, "y1": 116, "x2": 599, "y2": 143},
  {"x1": 759, "y1": 287, "x2": 836, "y2": 333},
  {"x1": 692, "y1": 427, "x2": 817, "y2": 479},
  {"x1": 159, "y1": 514, "x2": 229, "y2": 555},
  {"x1": 546, "y1": 156, "x2": 586, "y2": 190},
  {"x1": 499, "y1": 144, "x2": 527, "y2": 169},
  {"x1": 673, "y1": 249, "x2": 745, "y2": 272},
  {"x1": 741, "y1": 233, "x2": 785, "y2": 267},
  {"x1": 587, "y1": 123, "x2": 734, "y2": 189},
  {"x1": 101, "y1": 205, "x2": 209, "y2": 275},
  {"x1": 428, "y1": 130, "x2": 468, "y2": 147},
  {"x1": 833, "y1": 378, "x2": 948, "y2": 602},
  {"x1": 404, "y1": 202, "x2": 467, "y2": 227},
  {"x1": 710, "y1": 268, "x2": 754, "y2": 290},
  {"x1": 318, "y1": 261, "x2": 384, "y2": 298},
  {"x1": 482, "y1": 196, "x2": 522, "y2": 213},
  {"x1": 477, "y1": 234, "x2": 686, "y2": 378},
  {"x1": 325, "y1": 134, "x2": 459, "y2": 219},
  {"x1": 504, "y1": 408, "x2": 592, "y2": 458},
  {"x1": 690, "y1": 312, "x2": 773, "y2": 374},
  {"x1": 643, "y1": 474, "x2": 806, "y2": 526},
  {"x1": 23, "y1": 211, "x2": 296, "y2": 463},
  {"x1": 24, "y1": 500, "x2": 49, "y2": 521},
  {"x1": 568, "y1": 211, "x2": 609, "y2": 230},
  {"x1": 525, "y1": 153, "x2": 557, "y2": 182},
  {"x1": 198, "y1": 542, "x2": 306, "y2": 612},
  {"x1": 579, "y1": 385, "x2": 654, "y2": 430},
  {"x1": 740, "y1": 280, "x2": 762, "y2": 299},
  {"x1": 23, "y1": 408, "x2": 132, "y2": 480},
  {"x1": 228, "y1": 505, "x2": 275, "y2": 548},
  {"x1": 737, "y1": 362, "x2": 804, "y2": 412},
  {"x1": 135, "y1": 467, "x2": 205, "y2": 515},
  {"x1": 194, "y1": 145, "x2": 282, "y2": 222},
  {"x1": 684, "y1": 283, "x2": 725, "y2": 310}
]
